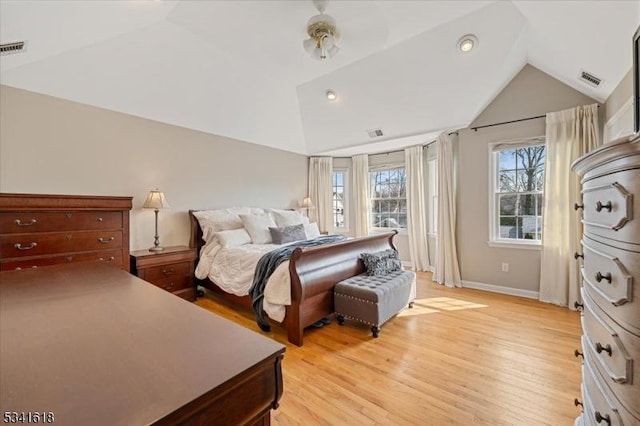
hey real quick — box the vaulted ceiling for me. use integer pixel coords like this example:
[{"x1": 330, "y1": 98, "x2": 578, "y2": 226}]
[{"x1": 1, "y1": 1, "x2": 638, "y2": 156}]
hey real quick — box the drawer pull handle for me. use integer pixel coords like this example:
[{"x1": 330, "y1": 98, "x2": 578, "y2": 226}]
[
  {"x1": 574, "y1": 398, "x2": 583, "y2": 408},
  {"x1": 99, "y1": 257, "x2": 115, "y2": 262},
  {"x1": 595, "y1": 272, "x2": 612, "y2": 283},
  {"x1": 574, "y1": 252, "x2": 583, "y2": 260},
  {"x1": 162, "y1": 269, "x2": 174, "y2": 275},
  {"x1": 14, "y1": 242, "x2": 37, "y2": 251},
  {"x1": 594, "y1": 411, "x2": 610, "y2": 425},
  {"x1": 574, "y1": 349, "x2": 583, "y2": 359},
  {"x1": 574, "y1": 203, "x2": 584, "y2": 211},
  {"x1": 98, "y1": 217, "x2": 103, "y2": 222},
  {"x1": 14, "y1": 219, "x2": 37, "y2": 226},
  {"x1": 595, "y1": 201, "x2": 612, "y2": 212},
  {"x1": 574, "y1": 301, "x2": 584, "y2": 311},
  {"x1": 595, "y1": 342, "x2": 612, "y2": 356},
  {"x1": 98, "y1": 237, "x2": 115, "y2": 244}
]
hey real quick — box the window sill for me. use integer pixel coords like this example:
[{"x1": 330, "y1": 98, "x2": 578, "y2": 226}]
[{"x1": 487, "y1": 240, "x2": 542, "y2": 251}]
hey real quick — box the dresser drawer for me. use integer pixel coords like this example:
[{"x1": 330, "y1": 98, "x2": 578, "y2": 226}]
[
  {"x1": 0, "y1": 250, "x2": 123, "y2": 271},
  {"x1": 142, "y1": 261, "x2": 191, "y2": 282},
  {"x1": 582, "y1": 357, "x2": 638, "y2": 426},
  {"x1": 147, "y1": 275, "x2": 191, "y2": 293},
  {"x1": 581, "y1": 169, "x2": 639, "y2": 247},
  {"x1": 581, "y1": 236, "x2": 639, "y2": 335},
  {"x1": 0, "y1": 231, "x2": 123, "y2": 258},
  {"x1": 0, "y1": 211, "x2": 122, "y2": 233},
  {"x1": 582, "y1": 292, "x2": 640, "y2": 418}
]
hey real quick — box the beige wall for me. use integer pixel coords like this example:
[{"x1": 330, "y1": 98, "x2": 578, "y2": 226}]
[
  {"x1": 0, "y1": 85, "x2": 308, "y2": 251},
  {"x1": 458, "y1": 64, "x2": 599, "y2": 294},
  {"x1": 604, "y1": 69, "x2": 634, "y2": 142}
]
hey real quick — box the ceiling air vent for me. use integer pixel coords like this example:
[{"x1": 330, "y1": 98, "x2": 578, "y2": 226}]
[
  {"x1": 0, "y1": 41, "x2": 27, "y2": 56},
  {"x1": 367, "y1": 129, "x2": 384, "y2": 138},
  {"x1": 579, "y1": 69, "x2": 602, "y2": 87}
]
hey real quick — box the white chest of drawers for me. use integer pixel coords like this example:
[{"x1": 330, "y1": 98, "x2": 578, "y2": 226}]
[{"x1": 573, "y1": 133, "x2": 640, "y2": 426}]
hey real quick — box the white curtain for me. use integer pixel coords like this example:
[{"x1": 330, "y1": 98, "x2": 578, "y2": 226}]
[
  {"x1": 433, "y1": 132, "x2": 462, "y2": 288},
  {"x1": 352, "y1": 154, "x2": 370, "y2": 237},
  {"x1": 405, "y1": 145, "x2": 430, "y2": 271},
  {"x1": 308, "y1": 157, "x2": 333, "y2": 234},
  {"x1": 539, "y1": 104, "x2": 600, "y2": 308}
]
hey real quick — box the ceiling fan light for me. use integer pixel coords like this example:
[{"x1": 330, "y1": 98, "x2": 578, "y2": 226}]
[
  {"x1": 303, "y1": 38, "x2": 317, "y2": 53},
  {"x1": 327, "y1": 45, "x2": 339, "y2": 58},
  {"x1": 311, "y1": 47, "x2": 323, "y2": 60},
  {"x1": 322, "y1": 34, "x2": 335, "y2": 50}
]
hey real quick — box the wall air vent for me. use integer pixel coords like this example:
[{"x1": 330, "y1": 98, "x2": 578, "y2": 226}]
[
  {"x1": 579, "y1": 69, "x2": 602, "y2": 87},
  {"x1": 0, "y1": 41, "x2": 27, "y2": 56},
  {"x1": 367, "y1": 129, "x2": 384, "y2": 138}
]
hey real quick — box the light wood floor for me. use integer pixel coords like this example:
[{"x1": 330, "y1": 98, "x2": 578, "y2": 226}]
[{"x1": 195, "y1": 272, "x2": 582, "y2": 426}]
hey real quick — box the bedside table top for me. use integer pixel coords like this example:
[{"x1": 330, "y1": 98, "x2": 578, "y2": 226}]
[{"x1": 130, "y1": 245, "x2": 195, "y2": 259}]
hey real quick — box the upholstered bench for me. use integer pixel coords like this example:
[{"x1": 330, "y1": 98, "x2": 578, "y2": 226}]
[{"x1": 334, "y1": 270, "x2": 416, "y2": 338}]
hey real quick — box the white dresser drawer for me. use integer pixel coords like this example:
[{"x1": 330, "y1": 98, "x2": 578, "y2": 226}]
[
  {"x1": 582, "y1": 358, "x2": 639, "y2": 426},
  {"x1": 582, "y1": 292, "x2": 640, "y2": 419},
  {"x1": 581, "y1": 169, "x2": 640, "y2": 248},
  {"x1": 581, "y1": 235, "x2": 640, "y2": 335}
]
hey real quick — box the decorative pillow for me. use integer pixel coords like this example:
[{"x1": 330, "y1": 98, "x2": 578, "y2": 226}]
[
  {"x1": 213, "y1": 228, "x2": 251, "y2": 248},
  {"x1": 239, "y1": 213, "x2": 277, "y2": 244},
  {"x1": 269, "y1": 224, "x2": 307, "y2": 244},
  {"x1": 267, "y1": 209, "x2": 305, "y2": 227},
  {"x1": 303, "y1": 222, "x2": 321, "y2": 239},
  {"x1": 360, "y1": 249, "x2": 401, "y2": 276}
]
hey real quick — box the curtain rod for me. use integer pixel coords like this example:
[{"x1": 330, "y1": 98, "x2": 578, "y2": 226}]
[
  {"x1": 332, "y1": 131, "x2": 459, "y2": 159},
  {"x1": 471, "y1": 105, "x2": 601, "y2": 132}
]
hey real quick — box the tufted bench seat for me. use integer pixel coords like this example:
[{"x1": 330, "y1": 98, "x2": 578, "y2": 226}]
[{"x1": 334, "y1": 270, "x2": 416, "y2": 338}]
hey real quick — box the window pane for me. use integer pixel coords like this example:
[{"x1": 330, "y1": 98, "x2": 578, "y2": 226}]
[
  {"x1": 499, "y1": 216, "x2": 517, "y2": 238},
  {"x1": 521, "y1": 216, "x2": 538, "y2": 240},
  {"x1": 499, "y1": 170, "x2": 517, "y2": 192},
  {"x1": 499, "y1": 194, "x2": 517, "y2": 215},
  {"x1": 536, "y1": 194, "x2": 543, "y2": 216},
  {"x1": 519, "y1": 194, "x2": 537, "y2": 215},
  {"x1": 499, "y1": 150, "x2": 516, "y2": 170}
]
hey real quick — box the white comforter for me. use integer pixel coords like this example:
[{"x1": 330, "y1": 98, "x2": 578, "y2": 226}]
[{"x1": 195, "y1": 241, "x2": 291, "y2": 322}]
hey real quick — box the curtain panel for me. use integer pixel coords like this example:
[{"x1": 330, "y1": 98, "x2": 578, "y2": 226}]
[
  {"x1": 308, "y1": 157, "x2": 333, "y2": 234},
  {"x1": 405, "y1": 145, "x2": 430, "y2": 271},
  {"x1": 433, "y1": 133, "x2": 462, "y2": 287},
  {"x1": 351, "y1": 154, "x2": 370, "y2": 238},
  {"x1": 539, "y1": 104, "x2": 600, "y2": 308}
]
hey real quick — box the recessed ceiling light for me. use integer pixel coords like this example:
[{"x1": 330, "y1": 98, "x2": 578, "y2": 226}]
[
  {"x1": 458, "y1": 34, "x2": 478, "y2": 53},
  {"x1": 326, "y1": 90, "x2": 338, "y2": 101}
]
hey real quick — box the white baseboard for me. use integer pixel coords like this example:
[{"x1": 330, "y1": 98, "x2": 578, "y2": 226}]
[{"x1": 461, "y1": 280, "x2": 539, "y2": 300}]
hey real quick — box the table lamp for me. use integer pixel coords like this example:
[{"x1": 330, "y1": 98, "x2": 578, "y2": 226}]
[{"x1": 143, "y1": 189, "x2": 170, "y2": 252}]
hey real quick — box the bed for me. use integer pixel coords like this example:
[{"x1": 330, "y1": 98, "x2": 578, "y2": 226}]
[{"x1": 189, "y1": 208, "x2": 397, "y2": 346}]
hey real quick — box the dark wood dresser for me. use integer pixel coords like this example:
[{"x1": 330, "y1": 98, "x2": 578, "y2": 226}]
[
  {"x1": 0, "y1": 193, "x2": 132, "y2": 271},
  {"x1": 572, "y1": 133, "x2": 639, "y2": 425}
]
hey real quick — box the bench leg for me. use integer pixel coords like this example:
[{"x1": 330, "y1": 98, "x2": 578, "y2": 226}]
[
  {"x1": 371, "y1": 326, "x2": 380, "y2": 338},
  {"x1": 337, "y1": 314, "x2": 345, "y2": 325},
  {"x1": 409, "y1": 301, "x2": 414, "y2": 308}
]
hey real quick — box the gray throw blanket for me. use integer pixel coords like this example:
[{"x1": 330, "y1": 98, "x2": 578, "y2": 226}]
[{"x1": 250, "y1": 234, "x2": 346, "y2": 331}]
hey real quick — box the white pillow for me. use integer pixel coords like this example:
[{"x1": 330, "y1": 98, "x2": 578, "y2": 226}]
[
  {"x1": 213, "y1": 228, "x2": 252, "y2": 248},
  {"x1": 240, "y1": 213, "x2": 277, "y2": 244},
  {"x1": 304, "y1": 222, "x2": 321, "y2": 239},
  {"x1": 193, "y1": 208, "x2": 266, "y2": 243},
  {"x1": 266, "y1": 209, "x2": 305, "y2": 227}
]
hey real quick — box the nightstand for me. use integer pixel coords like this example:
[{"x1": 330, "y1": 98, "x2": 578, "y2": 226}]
[{"x1": 130, "y1": 246, "x2": 197, "y2": 301}]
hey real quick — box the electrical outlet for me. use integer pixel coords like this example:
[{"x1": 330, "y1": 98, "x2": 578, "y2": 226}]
[{"x1": 501, "y1": 262, "x2": 509, "y2": 272}]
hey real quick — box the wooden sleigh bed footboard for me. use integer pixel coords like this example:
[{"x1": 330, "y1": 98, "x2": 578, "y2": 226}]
[{"x1": 189, "y1": 210, "x2": 397, "y2": 346}]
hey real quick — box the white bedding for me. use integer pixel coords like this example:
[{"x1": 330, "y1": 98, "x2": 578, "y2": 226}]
[{"x1": 195, "y1": 240, "x2": 292, "y2": 322}]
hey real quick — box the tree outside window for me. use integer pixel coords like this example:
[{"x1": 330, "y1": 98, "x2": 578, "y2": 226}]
[{"x1": 370, "y1": 167, "x2": 407, "y2": 229}]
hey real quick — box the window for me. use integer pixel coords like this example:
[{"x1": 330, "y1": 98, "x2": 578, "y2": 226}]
[
  {"x1": 427, "y1": 159, "x2": 438, "y2": 235},
  {"x1": 370, "y1": 167, "x2": 407, "y2": 229},
  {"x1": 332, "y1": 170, "x2": 347, "y2": 229},
  {"x1": 491, "y1": 141, "x2": 545, "y2": 245}
]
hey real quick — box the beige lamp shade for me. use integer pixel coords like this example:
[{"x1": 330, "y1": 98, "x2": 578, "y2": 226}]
[
  {"x1": 301, "y1": 197, "x2": 314, "y2": 209},
  {"x1": 142, "y1": 190, "x2": 171, "y2": 210}
]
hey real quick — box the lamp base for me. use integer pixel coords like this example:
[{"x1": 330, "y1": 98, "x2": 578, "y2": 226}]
[{"x1": 148, "y1": 246, "x2": 165, "y2": 252}]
